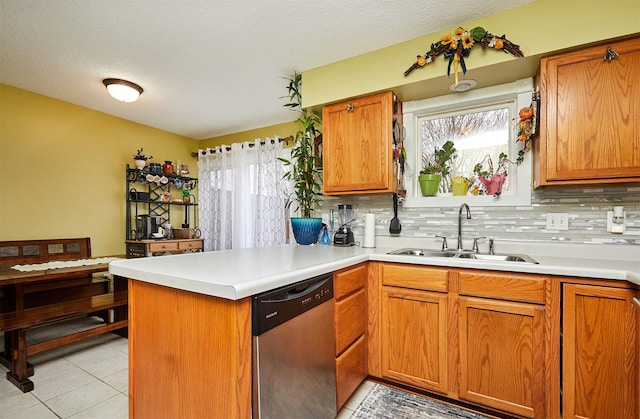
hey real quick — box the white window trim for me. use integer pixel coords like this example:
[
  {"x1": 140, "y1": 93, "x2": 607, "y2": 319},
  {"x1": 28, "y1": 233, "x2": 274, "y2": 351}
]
[{"x1": 402, "y1": 78, "x2": 533, "y2": 208}]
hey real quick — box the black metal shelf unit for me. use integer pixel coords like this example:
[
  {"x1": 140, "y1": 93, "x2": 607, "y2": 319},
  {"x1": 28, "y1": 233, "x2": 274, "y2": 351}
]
[{"x1": 125, "y1": 164, "x2": 199, "y2": 242}]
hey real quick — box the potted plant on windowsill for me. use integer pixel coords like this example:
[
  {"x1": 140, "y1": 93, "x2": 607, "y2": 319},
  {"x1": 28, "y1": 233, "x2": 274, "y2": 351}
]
[
  {"x1": 418, "y1": 140, "x2": 456, "y2": 196},
  {"x1": 278, "y1": 72, "x2": 323, "y2": 245},
  {"x1": 473, "y1": 152, "x2": 510, "y2": 197}
]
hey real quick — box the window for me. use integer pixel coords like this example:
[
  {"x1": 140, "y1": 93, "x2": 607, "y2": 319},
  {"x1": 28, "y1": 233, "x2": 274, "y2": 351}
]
[{"x1": 403, "y1": 78, "x2": 533, "y2": 207}]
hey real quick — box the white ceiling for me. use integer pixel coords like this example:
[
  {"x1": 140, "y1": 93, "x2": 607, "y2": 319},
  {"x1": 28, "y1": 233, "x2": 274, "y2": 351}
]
[{"x1": 0, "y1": 0, "x2": 534, "y2": 140}]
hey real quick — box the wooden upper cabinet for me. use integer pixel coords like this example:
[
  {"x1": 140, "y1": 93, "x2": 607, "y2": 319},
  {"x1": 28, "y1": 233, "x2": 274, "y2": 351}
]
[
  {"x1": 535, "y1": 37, "x2": 640, "y2": 188},
  {"x1": 322, "y1": 91, "x2": 398, "y2": 195}
]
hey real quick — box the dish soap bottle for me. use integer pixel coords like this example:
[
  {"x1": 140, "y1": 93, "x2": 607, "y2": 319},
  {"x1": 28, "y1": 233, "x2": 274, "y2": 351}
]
[{"x1": 320, "y1": 224, "x2": 331, "y2": 245}]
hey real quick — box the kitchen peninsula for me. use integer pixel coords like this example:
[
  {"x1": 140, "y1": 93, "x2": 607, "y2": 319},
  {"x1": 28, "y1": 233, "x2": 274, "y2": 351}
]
[{"x1": 109, "y1": 241, "x2": 640, "y2": 418}]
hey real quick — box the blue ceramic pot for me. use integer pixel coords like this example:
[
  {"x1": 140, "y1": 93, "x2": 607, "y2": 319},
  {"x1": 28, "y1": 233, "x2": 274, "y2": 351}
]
[{"x1": 290, "y1": 218, "x2": 323, "y2": 245}]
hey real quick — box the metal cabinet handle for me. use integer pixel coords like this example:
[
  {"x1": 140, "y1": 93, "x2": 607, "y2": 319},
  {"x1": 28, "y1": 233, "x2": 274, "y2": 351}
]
[
  {"x1": 633, "y1": 297, "x2": 640, "y2": 308},
  {"x1": 346, "y1": 103, "x2": 354, "y2": 112}
]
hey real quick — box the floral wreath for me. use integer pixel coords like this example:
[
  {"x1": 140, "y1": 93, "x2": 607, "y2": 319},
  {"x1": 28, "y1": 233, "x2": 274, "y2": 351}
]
[{"x1": 404, "y1": 26, "x2": 524, "y2": 85}]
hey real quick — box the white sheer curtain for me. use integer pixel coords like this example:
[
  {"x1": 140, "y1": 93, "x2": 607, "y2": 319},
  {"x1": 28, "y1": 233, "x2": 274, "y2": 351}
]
[{"x1": 198, "y1": 138, "x2": 290, "y2": 251}]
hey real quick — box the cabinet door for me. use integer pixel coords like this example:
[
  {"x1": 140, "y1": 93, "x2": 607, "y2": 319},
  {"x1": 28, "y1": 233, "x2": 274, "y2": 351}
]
[
  {"x1": 381, "y1": 286, "x2": 448, "y2": 393},
  {"x1": 458, "y1": 296, "x2": 545, "y2": 418},
  {"x1": 563, "y1": 284, "x2": 639, "y2": 419},
  {"x1": 322, "y1": 91, "x2": 395, "y2": 194},
  {"x1": 536, "y1": 37, "x2": 640, "y2": 187}
]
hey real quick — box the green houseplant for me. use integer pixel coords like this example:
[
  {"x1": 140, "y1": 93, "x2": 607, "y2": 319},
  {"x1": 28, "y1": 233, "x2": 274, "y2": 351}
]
[
  {"x1": 278, "y1": 72, "x2": 323, "y2": 244},
  {"x1": 418, "y1": 140, "x2": 456, "y2": 196}
]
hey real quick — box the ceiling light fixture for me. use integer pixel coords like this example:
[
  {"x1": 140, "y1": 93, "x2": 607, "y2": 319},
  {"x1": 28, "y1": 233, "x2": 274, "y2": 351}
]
[
  {"x1": 103, "y1": 78, "x2": 144, "y2": 102},
  {"x1": 449, "y1": 79, "x2": 477, "y2": 93}
]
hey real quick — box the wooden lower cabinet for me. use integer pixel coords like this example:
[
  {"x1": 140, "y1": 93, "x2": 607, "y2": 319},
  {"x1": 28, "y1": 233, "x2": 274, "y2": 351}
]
[
  {"x1": 377, "y1": 263, "x2": 449, "y2": 393},
  {"x1": 381, "y1": 286, "x2": 448, "y2": 393},
  {"x1": 334, "y1": 263, "x2": 368, "y2": 409},
  {"x1": 562, "y1": 283, "x2": 639, "y2": 419},
  {"x1": 374, "y1": 263, "x2": 547, "y2": 418},
  {"x1": 457, "y1": 270, "x2": 547, "y2": 418},
  {"x1": 458, "y1": 296, "x2": 545, "y2": 417},
  {"x1": 128, "y1": 280, "x2": 252, "y2": 418}
]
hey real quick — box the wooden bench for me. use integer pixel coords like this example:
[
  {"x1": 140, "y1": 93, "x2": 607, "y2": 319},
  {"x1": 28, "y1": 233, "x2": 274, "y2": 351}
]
[{"x1": 0, "y1": 238, "x2": 128, "y2": 392}]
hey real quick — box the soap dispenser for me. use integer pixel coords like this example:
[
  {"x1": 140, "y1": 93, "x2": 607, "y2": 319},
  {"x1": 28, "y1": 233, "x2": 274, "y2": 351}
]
[{"x1": 320, "y1": 224, "x2": 331, "y2": 245}]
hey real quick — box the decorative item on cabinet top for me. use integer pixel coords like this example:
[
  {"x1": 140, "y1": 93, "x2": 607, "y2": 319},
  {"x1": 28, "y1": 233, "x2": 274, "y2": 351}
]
[{"x1": 403, "y1": 26, "x2": 524, "y2": 85}]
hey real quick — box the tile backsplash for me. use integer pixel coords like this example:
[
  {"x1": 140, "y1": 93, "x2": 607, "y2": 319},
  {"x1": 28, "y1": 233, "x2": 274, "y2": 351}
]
[{"x1": 319, "y1": 185, "x2": 640, "y2": 244}]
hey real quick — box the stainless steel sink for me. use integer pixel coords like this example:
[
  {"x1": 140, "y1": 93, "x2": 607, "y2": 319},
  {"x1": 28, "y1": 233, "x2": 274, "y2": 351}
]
[
  {"x1": 387, "y1": 248, "x2": 457, "y2": 257},
  {"x1": 387, "y1": 248, "x2": 538, "y2": 264},
  {"x1": 455, "y1": 253, "x2": 539, "y2": 263}
]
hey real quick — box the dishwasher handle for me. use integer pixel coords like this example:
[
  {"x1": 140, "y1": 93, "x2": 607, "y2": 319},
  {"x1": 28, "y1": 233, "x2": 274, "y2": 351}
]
[
  {"x1": 262, "y1": 277, "x2": 328, "y2": 303},
  {"x1": 252, "y1": 274, "x2": 333, "y2": 336}
]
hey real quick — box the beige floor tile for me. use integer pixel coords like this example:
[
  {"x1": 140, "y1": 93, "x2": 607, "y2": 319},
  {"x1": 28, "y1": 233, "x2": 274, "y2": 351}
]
[
  {"x1": 343, "y1": 379, "x2": 375, "y2": 411},
  {"x1": 43, "y1": 379, "x2": 119, "y2": 418},
  {"x1": 32, "y1": 361, "x2": 98, "y2": 402},
  {"x1": 29, "y1": 357, "x2": 82, "y2": 381},
  {"x1": 102, "y1": 368, "x2": 128, "y2": 393},
  {"x1": 67, "y1": 393, "x2": 128, "y2": 419},
  {"x1": 2, "y1": 401, "x2": 59, "y2": 419},
  {"x1": 0, "y1": 390, "x2": 41, "y2": 419},
  {"x1": 336, "y1": 406, "x2": 355, "y2": 418}
]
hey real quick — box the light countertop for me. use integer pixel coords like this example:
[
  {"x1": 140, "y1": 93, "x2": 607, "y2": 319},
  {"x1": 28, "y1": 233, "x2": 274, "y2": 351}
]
[
  {"x1": 109, "y1": 245, "x2": 367, "y2": 300},
  {"x1": 109, "y1": 239, "x2": 640, "y2": 300}
]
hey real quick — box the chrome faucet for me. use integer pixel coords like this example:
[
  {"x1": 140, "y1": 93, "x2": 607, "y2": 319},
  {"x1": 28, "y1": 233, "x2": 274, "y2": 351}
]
[{"x1": 457, "y1": 203, "x2": 471, "y2": 250}]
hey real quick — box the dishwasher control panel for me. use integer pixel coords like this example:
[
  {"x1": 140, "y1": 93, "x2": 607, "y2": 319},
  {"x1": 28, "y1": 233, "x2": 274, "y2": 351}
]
[{"x1": 252, "y1": 274, "x2": 333, "y2": 336}]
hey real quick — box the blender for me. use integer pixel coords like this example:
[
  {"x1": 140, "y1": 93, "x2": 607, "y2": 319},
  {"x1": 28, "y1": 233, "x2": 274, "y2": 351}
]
[{"x1": 334, "y1": 204, "x2": 356, "y2": 246}]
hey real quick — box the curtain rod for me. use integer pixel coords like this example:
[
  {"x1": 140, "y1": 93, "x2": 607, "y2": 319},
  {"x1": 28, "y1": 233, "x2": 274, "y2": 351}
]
[{"x1": 191, "y1": 136, "x2": 293, "y2": 158}]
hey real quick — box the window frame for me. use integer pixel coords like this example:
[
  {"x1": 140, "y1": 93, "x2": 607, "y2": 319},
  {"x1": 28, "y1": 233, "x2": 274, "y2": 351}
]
[{"x1": 402, "y1": 78, "x2": 533, "y2": 208}]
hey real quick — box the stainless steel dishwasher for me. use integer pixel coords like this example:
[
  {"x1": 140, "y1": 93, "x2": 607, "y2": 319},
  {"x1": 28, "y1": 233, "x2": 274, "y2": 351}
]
[{"x1": 252, "y1": 273, "x2": 336, "y2": 419}]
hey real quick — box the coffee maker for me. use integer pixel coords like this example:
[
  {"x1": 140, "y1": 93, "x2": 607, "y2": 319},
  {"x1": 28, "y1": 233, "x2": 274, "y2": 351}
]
[
  {"x1": 136, "y1": 215, "x2": 162, "y2": 239},
  {"x1": 333, "y1": 204, "x2": 356, "y2": 246}
]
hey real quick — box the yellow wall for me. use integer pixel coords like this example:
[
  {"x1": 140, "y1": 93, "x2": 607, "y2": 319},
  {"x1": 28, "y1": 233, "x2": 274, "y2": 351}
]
[
  {"x1": 0, "y1": 84, "x2": 198, "y2": 257},
  {"x1": 302, "y1": 0, "x2": 640, "y2": 107}
]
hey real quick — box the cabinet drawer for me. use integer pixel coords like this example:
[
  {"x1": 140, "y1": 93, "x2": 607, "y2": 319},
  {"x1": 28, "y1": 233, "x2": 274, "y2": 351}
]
[
  {"x1": 177, "y1": 240, "x2": 203, "y2": 250},
  {"x1": 335, "y1": 289, "x2": 366, "y2": 356},
  {"x1": 336, "y1": 335, "x2": 367, "y2": 410},
  {"x1": 148, "y1": 242, "x2": 179, "y2": 252},
  {"x1": 458, "y1": 271, "x2": 545, "y2": 304},
  {"x1": 381, "y1": 263, "x2": 448, "y2": 292},
  {"x1": 335, "y1": 263, "x2": 366, "y2": 300}
]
